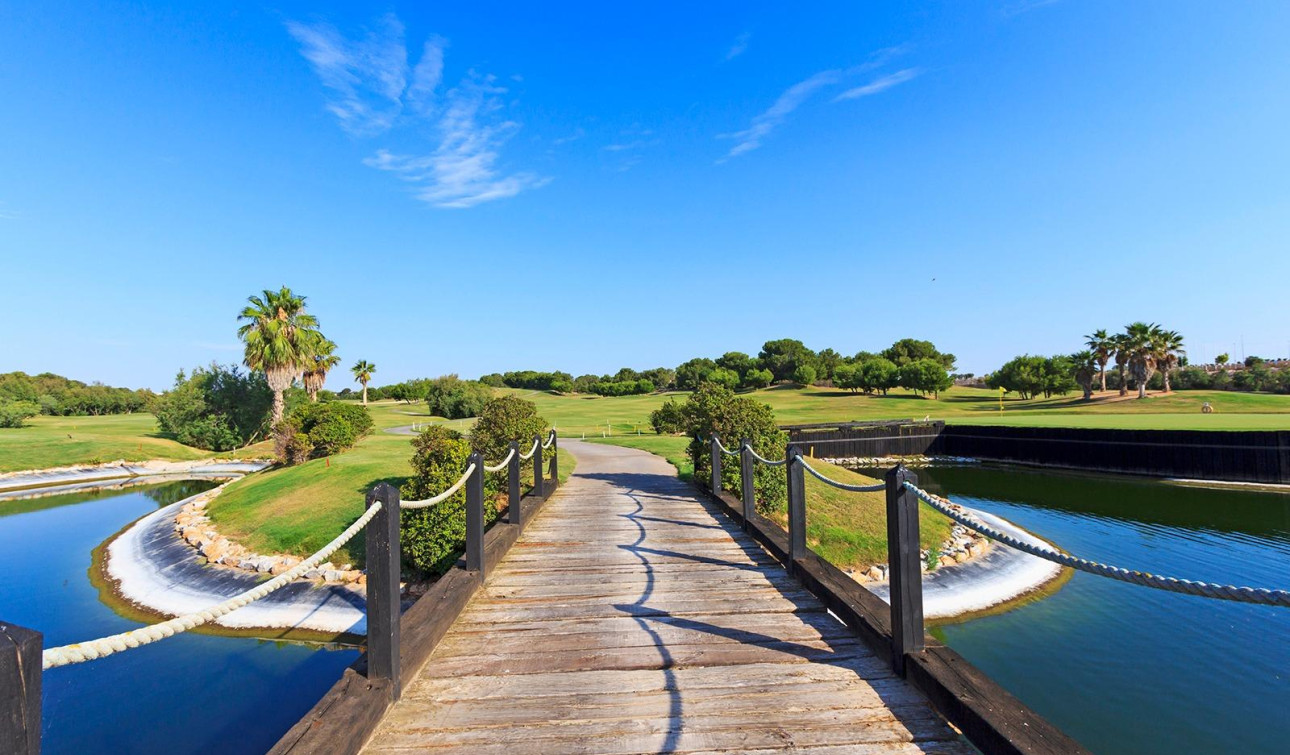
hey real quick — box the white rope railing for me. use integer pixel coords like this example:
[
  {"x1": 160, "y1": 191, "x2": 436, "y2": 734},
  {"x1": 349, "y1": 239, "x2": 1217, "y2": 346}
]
[
  {"x1": 905, "y1": 482, "x2": 1290, "y2": 607},
  {"x1": 518, "y1": 437, "x2": 540, "y2": 460},
  {"x1": 400, "y1": 463, "x2": 476, "y2": 509},
  {"x1": 746, "y1": 446, "x2": 787, "y2": 467},
  {"x1": 483, "y1": 448, "x2": 515, "y2": 473},
  {"x1": 43, "y1": 501, "x2": 384, "y2": 669},
  {"x1": 714, "y1": 438, "x2": 740, "y2": 457},
  {"x1": 799, "y1": 459, "x2": 886, "y2": 492},
  {"x1": 541, "y1": 430, "x2": 556, "y2": 449}
]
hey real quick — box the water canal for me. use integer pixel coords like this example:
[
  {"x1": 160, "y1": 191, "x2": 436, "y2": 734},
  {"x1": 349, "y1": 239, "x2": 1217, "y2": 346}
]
[
  {"x1": 909, "y1": 464, "x2": 1290, "y2": 755},
  {"x1": 0, "y1": 481, "x2": 357, "y2": 754}
]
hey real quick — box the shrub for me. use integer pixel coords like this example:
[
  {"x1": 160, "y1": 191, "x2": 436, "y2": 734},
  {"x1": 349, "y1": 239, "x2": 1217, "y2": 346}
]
[
  {"x1": 792, "y1": 365, "x2": 817, "y2": 386},
  {"x1": 276, "y1": 401, "x2": 374, "y2": 464},
  {"x1": 399, "y1": 426, "x2": 480, "y2": 575},
  {"x1": 741, "y1": 367, "x2": 773, "y2": 390},
  {"x1": 680, "y1": 384, "x2": 787, "y2": 514},
  {"x1": 650, "y1": 399, "x2": 686, "y2": 434},
  {"x1": 425, "y1": 375, "x2": 493, "y2": 419},
  {"x1": 0, "y1": 399, "x2": 40, "y2": 428},
  {"x1": 470, "y1": 395, "x2": 550, "y2": 496},
  {"x1": 705, "y1": 367, "x2": 740, "y2": 390},
  {"x1": 154, "y1": 365, "x2": 272, "y2": 451}
]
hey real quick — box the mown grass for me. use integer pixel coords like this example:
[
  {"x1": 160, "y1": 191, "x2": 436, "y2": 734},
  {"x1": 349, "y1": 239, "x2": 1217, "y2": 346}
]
[
  {"x1": 209, "y1": 403, "x2": 575, "y2": 567},
  {"x1": 0, "y1": 413, "x2": 273, "y2": 473},
  {"x1": 517, "y1": 385, "x2": 1290, "y2": 434},
  {"x1": 591, "y1": 435, "x2": 952, "y2": 570}
]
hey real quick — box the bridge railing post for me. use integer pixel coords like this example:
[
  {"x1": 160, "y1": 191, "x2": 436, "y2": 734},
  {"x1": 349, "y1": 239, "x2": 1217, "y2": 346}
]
[
  {"x1": 885, "y1": 464, "x2": 925, "y2": 676},
  {"x1": 532, "y1": 436, "x2": 545, "y2": 499},
  {"x1": 739, "y1": 437, "x2": 754, "y2": 531},
  {"x1": 710, "y1": 435, "x2": 722, "y2": 494},
  {"x1": 0, "y1": 619, "x2": 41, "y2": 755},
  {"x1": 507, "y1": 441, "x2": 522, "y2": 526},
  {"x1": 786, "y1": 447, "x2": 806, "y2": 567},
  {"x1": 364, "y1": 482, "x2": 402, "y2": 700},
  {"x1": 466, "y1": 452, "x2": 485, "y2": 578},
  {"x1": 549, "y1": 432, "x2": 559, "y2": 484}
]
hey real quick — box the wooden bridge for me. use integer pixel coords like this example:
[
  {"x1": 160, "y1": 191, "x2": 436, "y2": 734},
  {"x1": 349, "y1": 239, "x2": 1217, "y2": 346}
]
[{"x1": 273, "y1": 440, "x2": 1081, "y2": 755}]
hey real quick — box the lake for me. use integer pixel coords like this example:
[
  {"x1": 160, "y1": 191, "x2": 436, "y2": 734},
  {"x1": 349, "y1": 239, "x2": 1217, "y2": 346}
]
[
  {"x1": 907, "y1": 464, "x2": 1290, "y2": 755},
  {"x1": 0, "y1": 481, "x2": 358, "y2": 754}
]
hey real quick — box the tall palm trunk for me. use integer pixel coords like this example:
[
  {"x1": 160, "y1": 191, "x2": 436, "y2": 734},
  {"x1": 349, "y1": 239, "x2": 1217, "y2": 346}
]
[
  {"x1": 1117, "y1": 364, "x2": 1128, "y2": 396},
  {"x1": 266, "y1": 367, "x2": 296, "y2": 425},
  {"x1": 1099, "y1": 361, "x2": 1108, "y2": 393}
]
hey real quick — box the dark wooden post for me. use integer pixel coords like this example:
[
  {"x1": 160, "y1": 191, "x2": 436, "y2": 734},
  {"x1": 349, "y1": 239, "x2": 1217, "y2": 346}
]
[
  {"x1": 532, "y1": 436, "x2": 545, "y2": 498},
  {"x1": 507, "y1": 441, "x2": 522, "y2": 526},
  {"x1": 364, "y1": 482, "x2": 402, "y2": 700},
  {"x1": 739, "y1": 437, "x2": 755, "y2": 531},
  {"x1": 549, "y1": 432, "x2": 559, "y2": 484},
  {"x1": 709, "y1": 435, "x2": 722, "y2": 494},
  {"x1": 466, "y1": 452, "x2": 485, "y2": 577},
  {"x1": 0, "y1": 621, "x2": 41, "y2": 755},
  {"x1": 885, "y1": 464, "x2": 925, "y2": 676},
  {"x1": 786, "y1": 447, "x2": 806, "y2": 566}
]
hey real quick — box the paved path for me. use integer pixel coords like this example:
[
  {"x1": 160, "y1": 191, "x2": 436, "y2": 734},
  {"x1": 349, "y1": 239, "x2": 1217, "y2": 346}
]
[{"x1": 363, "y1": 440, "x2": 971, "y2": 754}]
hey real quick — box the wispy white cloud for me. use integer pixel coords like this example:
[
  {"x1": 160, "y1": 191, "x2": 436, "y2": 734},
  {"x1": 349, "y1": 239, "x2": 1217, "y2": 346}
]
[
  {"x1": 288, "y1": 15, "x2": 544, "y2": 208},
  {"x1": 286, "y1": 14, "x2": 408, "y2": 136},
  {"x1": 834, "y1": 68, "x2": 921, "y2": 101},
  {"x1": 719, "y1": 46, "x2": 921, "y2": 160},
  {"x1": 552, "y1": 128, "x2": 585, "y2": 146},
  {"x1": 725, "y1": 32, "x2": 751, "y2": 61},
  {"x1": 364, "y1": 75, "x2": 549, "y2": 208},
  {"x1": 720, "y1": 70, "x2": 843, "y2": 159}
]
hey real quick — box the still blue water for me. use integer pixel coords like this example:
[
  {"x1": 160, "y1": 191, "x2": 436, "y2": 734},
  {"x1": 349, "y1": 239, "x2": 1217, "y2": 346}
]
[
  {"x1": 913, "y1": 465, "x2": 1290, "y2": 755},
  {"x1": 0, "y1": 482, "x2": 359, "y2": 754}
]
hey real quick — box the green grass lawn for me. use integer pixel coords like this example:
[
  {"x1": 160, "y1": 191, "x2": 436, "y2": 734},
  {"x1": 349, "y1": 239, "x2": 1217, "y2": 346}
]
[
  {"x1": 517, "y1": 385, "x2": 1290, "y2": 434},
  {"x1": 209, "y1": 409, "x2": 574, "y2": 567},
  {"x1": 590, "y1": 435, "x2": 951, "y2": 571},
  {"x1": 0, "y1": 413, "x2": 272, "y2": 474}
]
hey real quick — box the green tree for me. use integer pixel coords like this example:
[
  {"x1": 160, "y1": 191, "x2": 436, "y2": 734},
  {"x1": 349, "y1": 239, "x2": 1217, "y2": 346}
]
[
  {"x1": 649, "y1": 399, "x2": 686, "y2": 434},
  {"x1": 425, "y1": 375, "x2": 493, "y2": 419},
  {"x1": 757, "y1": 339, "x2": 817, "y2": 382},
  {"x1": 1152, "y1": 328, "x2": 1186, "y2": 393},
  {"x1": 833, "y1": 363, "x2": 861, "y2": 393},
  {"x1": 680, "y1": 384, "x2": 787, "y2": 514},
  {"x1": 154, "y1": 365, "x2": 272, "y2": 451},
  {"x1": 470, "y1": 395, "x2": 550, "y2": 493},
  {"x1": 0, "y1": 399, "x2": 40, "y2": 428},
  {"x1": 716, "y1": 351, "x2": 755, "y2": 378},
  {"x1": 706, "y1": 367, "x2": 740, "y2": 390},
  {"x1": 400, "y1": 426, "x2": 477, "y2": 574},
  {"x1": 675, "y1": 357, "x2": 718, "y2": 390},
  {"x1": 350, "y1": 360, "x2": 376, "y2": 404},
  {"x1": 815, "y1": 348, "x2": 842, "y2": 382},
  {"x1": 791, "y1": 364, "x2": 818, "y2": 386},
  {"x1": 1071, "y1": 350, "x2": 1097, "y2": 400},
  {"x1": 857, "y1": 357, "x2": 900, "y2": 395},
  {"x1": 1123, "y1": 321, "x2": 1161, "y2": 399},
  {"x1": 899, "y1": 359, "x2": 952, "y2": 398},
  {"x1": 1084, "y1": 329, "x2": 1115, "y2": 393},
  {"x1": 237, "y1": 287, "x2": 325, "y2": 425},
  {"x1": 302, "y1": 339, "x2": 341, "y2": 403},
  {"x1": 881, "y1": 339, "x2": 956, "y2": 371},
  {"x1": 1215, "y1": 353, "x2": 1230, "y2": 366},
  {"x1": 740, "y1": 367, "x2": 773, "y2": 390}
]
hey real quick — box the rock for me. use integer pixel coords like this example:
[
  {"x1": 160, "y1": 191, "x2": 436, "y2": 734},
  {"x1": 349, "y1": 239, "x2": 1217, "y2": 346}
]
[
  {"x1": 355, "y1": 574, "x2": 366, "y2": 586},
  {"x1": 304, "y1": 568, "x2": 323, "y2": 580},
  {"x1": 269, "y1": 561, "x2": 293, "y2": 576},
  {"x1": 200, "y1": 539, "x2": 228, "y2": 563},
  {"x1": 342, "y1": 570, "x2": 363, "y2": 583},
  {"x1": 255, "y1": 558, "x2": 275, "y2": 574},
  {"x1": 954, "y1": 551, "x2": 970, "y2": 563},
  {"x1": 323, "y1": 569, "x2": 346, "y2": 582},
  {"x1": 865, "y1": 565, "x2": 884, "y2": 581},
  {"x1": 939, "y1": 555, "x2": 957, "y2": 568},
  {"x1": 238, "y1": 559, "x2": 257, "y2": 570}
]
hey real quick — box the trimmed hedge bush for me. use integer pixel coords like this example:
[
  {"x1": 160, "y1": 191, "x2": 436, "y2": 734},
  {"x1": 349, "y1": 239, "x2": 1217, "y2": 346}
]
[
  {"x1": 399, "y1": 426, "x2": 493, "y2": 574},
  {"x1": 681, "y1": 383, "x2": 787, "y2": 514}
]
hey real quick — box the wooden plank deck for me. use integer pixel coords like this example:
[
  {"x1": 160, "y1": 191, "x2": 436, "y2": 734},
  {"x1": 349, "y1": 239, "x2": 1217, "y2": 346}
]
[{"x1": 362, "y1": 440, "x2": 972, "y2": 755}]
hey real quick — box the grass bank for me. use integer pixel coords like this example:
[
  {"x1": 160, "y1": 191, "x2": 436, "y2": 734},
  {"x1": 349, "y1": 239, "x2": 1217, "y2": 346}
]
[
  {"x1": 209, "y1": 402, "x2": 574, "y2": 567},
  {"x1": 590, "y1": 435, "x2": 952, "y2": 570},
  {"x1": 514, "y1": 386, "x2": 1290, "y2": 434},
  {"x1": 0, "y1": 413, "x2": 272, "y2": 473}
]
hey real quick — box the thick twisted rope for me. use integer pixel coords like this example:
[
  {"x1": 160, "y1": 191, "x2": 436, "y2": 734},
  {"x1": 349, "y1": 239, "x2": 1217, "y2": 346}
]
[
  {"x1": 714, "y1": 438, "x2": 740, "y2": 457},
  {"x1": 541, "y1": 430, "x2": 556, "y2": 449},
  {"x1": 43, "y1": 501, "x2": 384, "y2": 669},
  {"x1": 517, "y1": 437, "x2": 540, "y2": 460},
  {"x1": 483, "y1": 448, "x2": 515, "y2": 473},
  {"x1": 746, "y1": 446, "x2": 787, "y2": 467},
  {"x1": 905, "y1": 482, "x2": 1290, "y2": 607},
  {"x1": 401, "y1": 463, "x2": 476, "y2": 509},
  {"x1": 799, "y1": 459, "x2": 886, "y2": 492}
]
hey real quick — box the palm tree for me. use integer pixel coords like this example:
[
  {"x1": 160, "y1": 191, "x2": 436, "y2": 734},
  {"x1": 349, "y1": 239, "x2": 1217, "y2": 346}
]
[
  {"x1": 1084, "y1": 329, "x2": 1114, "y2": 393},
  {"x1": 351, "y1": 360, "x2": 376, "y2": 405},
  {"x1": 1113, "y1": 333, "x2": 1131, "y2": 396},
  {"x1": 1152, "y1": 329, "x2": 1185, "y2": 393},
  {"x1": 303, "y1": 339, "x2": 341, "y2": 402},
  {"x1": 1123, "y1": 321, "x2": 1161, "y2": 399},
  {"x1": 237, "y1": 287, "x2": 323, "y2": 425},
  {"x1": 1071, "y1": 350, "x2": 1097, "y2": 400}
]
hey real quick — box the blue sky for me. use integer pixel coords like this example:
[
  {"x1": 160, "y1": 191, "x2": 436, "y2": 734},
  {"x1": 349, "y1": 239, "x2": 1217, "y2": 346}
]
[{"x1": 2, "y1": 1, "x2": 1289, "y2": 390}]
